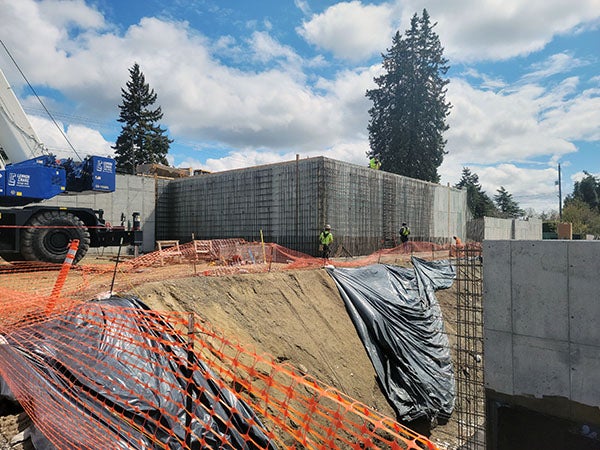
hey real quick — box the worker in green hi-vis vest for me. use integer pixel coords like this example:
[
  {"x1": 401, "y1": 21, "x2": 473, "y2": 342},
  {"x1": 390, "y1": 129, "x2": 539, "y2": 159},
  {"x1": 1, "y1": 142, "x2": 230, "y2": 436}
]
[
  {"x1": 319, "y1": 224, "x2": 333, "y2": 260},
  {"x1": 369, "y1": 156, "x2": 381, "y2": 170},
  {"x1": 399, "y1": 222, "x2": 410, "y2": 249}
]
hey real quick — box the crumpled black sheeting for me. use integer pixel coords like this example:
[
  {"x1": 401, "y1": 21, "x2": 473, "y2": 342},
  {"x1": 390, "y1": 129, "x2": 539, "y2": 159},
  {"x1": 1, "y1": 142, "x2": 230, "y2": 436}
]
[
  {"x1": 327, "y1": 257, "x2": 456, "y2": 423},
  {"x1": 0, "y1": 296, "x2": 276, "y2": 450}
]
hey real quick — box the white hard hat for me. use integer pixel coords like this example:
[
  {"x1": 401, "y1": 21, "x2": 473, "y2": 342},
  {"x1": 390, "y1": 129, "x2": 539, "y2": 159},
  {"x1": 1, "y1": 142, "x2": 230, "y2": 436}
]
[{"x1": 325, "y1": 224, "x2": 331, "y2": 230}]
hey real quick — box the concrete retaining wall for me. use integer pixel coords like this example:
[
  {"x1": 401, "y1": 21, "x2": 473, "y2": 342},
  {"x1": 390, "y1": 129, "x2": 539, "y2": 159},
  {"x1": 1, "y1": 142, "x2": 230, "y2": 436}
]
[
  {"x1": 483, "y1": 240, "x2": 600, "y2": 433},
  {"x1": 468, "y1": 217, "x2": 542, "y2": 241},
  {"x1": 156, "y1": 157, "x2": 468, "y2": 256},
  {"x1": 42, "y1": 174, "x2": 156, "y2": 253}
]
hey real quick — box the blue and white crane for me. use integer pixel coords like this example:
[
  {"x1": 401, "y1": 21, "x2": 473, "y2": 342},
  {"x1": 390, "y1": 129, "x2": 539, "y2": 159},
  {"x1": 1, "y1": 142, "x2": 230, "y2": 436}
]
[{"x1": 0, "y1": 67, "x2": 141, "y2": 263}]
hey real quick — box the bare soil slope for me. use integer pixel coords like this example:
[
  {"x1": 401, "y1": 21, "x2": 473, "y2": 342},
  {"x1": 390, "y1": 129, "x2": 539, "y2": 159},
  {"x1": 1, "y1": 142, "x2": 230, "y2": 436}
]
[
  {"x1": 136, "y1": 269, "x2": 395, "y2": 415},
  {"x1": 133, "y1": 267, "x2": 459, "y2": 447}
]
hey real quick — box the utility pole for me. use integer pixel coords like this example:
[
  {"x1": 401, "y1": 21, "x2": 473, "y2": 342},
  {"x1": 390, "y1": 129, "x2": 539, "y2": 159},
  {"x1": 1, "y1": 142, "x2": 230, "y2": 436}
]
[{"x1": 558, "y1": 163, "x2": 562, "y2": 220}]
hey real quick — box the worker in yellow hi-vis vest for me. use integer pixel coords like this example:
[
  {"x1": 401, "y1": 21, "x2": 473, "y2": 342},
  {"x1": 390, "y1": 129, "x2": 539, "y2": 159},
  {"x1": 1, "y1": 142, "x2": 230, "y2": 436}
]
[
  {"x1": 369, "y1": 156, "x2": 381, "y2": 170},
  {"x1": 399, "y1": 222, "x2": 410, "y2": 249},
  {"x1": 319, "y1": 224, "x2": 333, "y2": 260}
]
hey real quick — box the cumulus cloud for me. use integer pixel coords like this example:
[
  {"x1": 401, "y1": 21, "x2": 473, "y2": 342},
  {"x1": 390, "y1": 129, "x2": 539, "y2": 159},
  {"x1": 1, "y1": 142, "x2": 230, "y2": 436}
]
[
  {"x1": 407, "y1": 0, "x2": 600, "y2": 62},
  {"x1": 443, "y1": 78, "x2": 577, "y2": 167},
  {"x1": 297, "y1": 0, "x2": 600, "y2": 63},
  {"x1": 439, "y1": 63, "x2": 599, "y2": 211},
  {"x1": 28, "y1": 115, "x2": 114, "y2": 159},
  {"x1": 297, "y1": 1, "x2": 394, "y2": 61}
]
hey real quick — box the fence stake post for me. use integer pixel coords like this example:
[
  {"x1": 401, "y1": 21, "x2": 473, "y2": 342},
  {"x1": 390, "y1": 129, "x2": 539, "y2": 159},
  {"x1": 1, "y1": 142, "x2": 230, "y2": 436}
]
[
  {"x1": 185, "y1": 313, "x2": 195, "y2": 448},
  {"x1": 46, "y1": 239, "x2": 79, "y2": 315}
]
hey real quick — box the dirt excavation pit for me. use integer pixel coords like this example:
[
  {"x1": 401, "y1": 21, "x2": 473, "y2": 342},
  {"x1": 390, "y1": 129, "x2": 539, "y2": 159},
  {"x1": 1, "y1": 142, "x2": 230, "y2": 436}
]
[
  {"x1": 0, "y1": 261, "x2": 462, "y2": 449},
  {"x1": 134, "y1": 266, "x2": 460, "y2": 449}
]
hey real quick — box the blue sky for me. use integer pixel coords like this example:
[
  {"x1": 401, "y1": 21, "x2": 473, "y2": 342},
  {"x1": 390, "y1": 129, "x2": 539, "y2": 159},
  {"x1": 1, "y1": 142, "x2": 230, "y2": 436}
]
[{"x1": 0, "y1": 0, "x2": 598, "y2": 213}]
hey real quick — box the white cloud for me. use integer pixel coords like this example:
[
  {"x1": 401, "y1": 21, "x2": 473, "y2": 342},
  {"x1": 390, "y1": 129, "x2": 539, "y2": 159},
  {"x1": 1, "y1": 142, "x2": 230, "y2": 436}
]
[
  {"x1": 297, "y1": 0, "x2": 600, "y2": 63},
  {"x1": 248, "y1": 31, "x2": 304, "y2": 70},
  {"x1": 443, "y1": 78, "x2": 577, "y2": 168},
  {"x1": 37, "y1": 0, "x2": 105, "y2": 31},
  {"x1": 294, "y1": 0, "x2": 311, "y2": 16},
  {"x1": 28, "y1": 115, "x2": 114, "y2": 160},
  {"x1": 524, "y1": 52, "x2": 589, "y2": 80},
  {"x1": 542, "y1": 86, "x2": 600, "y2": 141},
  {"x1": 297, "y1": 1, "x2": 394, "y2": 61},
  {"x1": 439, "y1": 67, "x2": 600, "y2": 210},
  {"x1": 478, "y1": 164, "x2": 561, "y2": 213},
  {"x1": 413, "y1": 0, "x2": 600, "y2": 62}
]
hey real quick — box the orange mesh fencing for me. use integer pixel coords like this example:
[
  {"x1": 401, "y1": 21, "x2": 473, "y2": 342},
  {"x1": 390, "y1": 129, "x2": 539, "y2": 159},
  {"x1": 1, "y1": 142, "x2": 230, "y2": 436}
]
[
  {"x1": 0, "y1": 295, "x2": 440, "y2": 449},
  {"x1": 0, "y1": 237, "x2": 480, "y2": 449}
]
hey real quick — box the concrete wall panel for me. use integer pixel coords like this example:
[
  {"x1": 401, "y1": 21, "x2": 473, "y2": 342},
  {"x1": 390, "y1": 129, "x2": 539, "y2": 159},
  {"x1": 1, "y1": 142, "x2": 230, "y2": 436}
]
[
  {"x1": 512, "y1": 334, "x2": 571, "y2": 398},
  {"x1": 43, "y1": 174, "x2": 156, "y2": 252},
  {"x1": 484, "y1": 240, "x2": 600, "y2": 423},
  {"x1": 483, "y1": 241, "x2": 512, "y2": 333},
  {"x1": 514, "y1": 218, "x2": 542, "y2": 240},
  {"x1": 570, "y1": 343, "x2": 600, "y2": 407},
  {"x1": 468, "y1": 218, "x2": 542, "y2": 241},
  {"x1": 511, "y1": 241, "x2": 569, "y2": 341},
  {"x1": 484, "y1": 329, "x2": 514, "y2": 394},
  {"x1": 569, "y1": 242, "x2": 600, "y2": 347}
]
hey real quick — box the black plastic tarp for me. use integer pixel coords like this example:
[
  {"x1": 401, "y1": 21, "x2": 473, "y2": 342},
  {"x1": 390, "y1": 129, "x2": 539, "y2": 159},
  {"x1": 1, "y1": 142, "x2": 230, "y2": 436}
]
[
  {"x1": 327, "y1": 257, "x2": 456, "y2": 423},
  {"x1": 0, "y1": 296, "x2": 277, "y2": 449}
]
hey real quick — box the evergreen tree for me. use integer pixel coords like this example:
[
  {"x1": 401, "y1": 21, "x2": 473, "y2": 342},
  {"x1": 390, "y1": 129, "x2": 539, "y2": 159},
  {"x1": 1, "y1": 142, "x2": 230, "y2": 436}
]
[
  {"x1": 564, "y1": 171, "x2": 600, "y2": 212},
  {"x1": 366, "y1": 9, "x2": 451, "y2": 182},
  {"x1": 113, "y1": 63, "x2": 172, "y2": 174},
  {"x1": 562, "y1": 199, "x2": 600, "y2": 237},
  {"x1": 455, "y1": 167, "x2": 497, "y2": 218},
  {"x1": 494, "y1": 186, "x2": 524, "y2": 218}
]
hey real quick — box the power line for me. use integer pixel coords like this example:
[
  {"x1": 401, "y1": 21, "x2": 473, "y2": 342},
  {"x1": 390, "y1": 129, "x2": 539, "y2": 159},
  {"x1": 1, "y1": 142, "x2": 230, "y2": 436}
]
[
  {"x1": 0, "y1": 39, "x2": 83, "y2": 161},
  {"x1": 23, "y1": 107, "x2": 117, "y2": 130}
]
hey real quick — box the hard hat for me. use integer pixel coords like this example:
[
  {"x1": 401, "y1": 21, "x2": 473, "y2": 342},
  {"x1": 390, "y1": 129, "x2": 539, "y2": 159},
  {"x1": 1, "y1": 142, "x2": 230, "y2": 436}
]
[{"x1": 325, "y1": 224, "x2": 331, "y2": 230}]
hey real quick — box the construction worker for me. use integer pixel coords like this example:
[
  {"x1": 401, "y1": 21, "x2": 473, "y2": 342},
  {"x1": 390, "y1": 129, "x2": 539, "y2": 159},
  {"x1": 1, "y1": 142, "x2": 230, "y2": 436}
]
[
  {"x1": 452, "y1": 235, "x2": 464, "y2": 257},
  {"x1": 399, "y1": 222, "x2": 410, "y2": 246},
  {"x1": 369, "y1": 156, "x2": 381, "y2": 170},
  {"x1": 319, "y1": 224, "x2": 334, "y2": 259}
]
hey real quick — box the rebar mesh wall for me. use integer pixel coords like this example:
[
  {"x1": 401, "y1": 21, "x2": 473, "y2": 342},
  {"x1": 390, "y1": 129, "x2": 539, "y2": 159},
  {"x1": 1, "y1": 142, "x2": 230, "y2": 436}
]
[
  {"x1": 455, "y1": 250, "x2": 486, "y2": 449},
  {"x1": 155, "y1": 177, "x2": 174, "y2": 243},
  {"x1": 156, "y1": 157, "x2": 467, "y2": 255}
]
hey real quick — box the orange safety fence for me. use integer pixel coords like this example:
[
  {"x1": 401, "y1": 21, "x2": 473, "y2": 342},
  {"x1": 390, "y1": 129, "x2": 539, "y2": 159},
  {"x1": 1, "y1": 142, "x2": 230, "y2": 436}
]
[
  {"x1": 0, "y1": 297, "x2": 440, "y2": 449},
  {"x1": 0, "y1": 237, "x2": 480, "y2": 449}
]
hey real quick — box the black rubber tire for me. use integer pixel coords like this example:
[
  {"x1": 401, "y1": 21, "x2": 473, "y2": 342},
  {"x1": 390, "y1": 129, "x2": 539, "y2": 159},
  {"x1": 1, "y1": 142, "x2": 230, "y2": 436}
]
[{"x1": 21, "y1": 211, "x2": 91, "y2": 264}]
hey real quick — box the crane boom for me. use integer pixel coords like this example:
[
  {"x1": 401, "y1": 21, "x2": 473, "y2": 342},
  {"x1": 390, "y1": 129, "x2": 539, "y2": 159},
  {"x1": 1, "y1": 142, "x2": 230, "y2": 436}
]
[{"x1": 0, "y1": 68, "x2": 45, "y2": 167}]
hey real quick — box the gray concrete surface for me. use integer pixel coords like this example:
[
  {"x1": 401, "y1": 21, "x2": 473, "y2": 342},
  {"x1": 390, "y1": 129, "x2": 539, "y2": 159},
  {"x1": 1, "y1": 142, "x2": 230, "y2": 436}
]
[
  {"x1": 468, "y1": 217, "x2": 542, "y2": 241},
  {"x1": 42, "y1": 174, "x2": 156, "y2": 252},
  {"x1": 483, "y1": 240, "x2": 600, "y2": 422}
]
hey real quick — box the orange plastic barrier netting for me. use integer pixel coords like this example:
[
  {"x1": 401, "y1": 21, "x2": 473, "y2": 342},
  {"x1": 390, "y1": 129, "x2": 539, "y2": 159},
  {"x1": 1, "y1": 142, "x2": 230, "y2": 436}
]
[
  {"x1": 0, "y1": 238, "x2": 478, "y2": 449},
  {"x1": 0, "y1": 238, "x2": 477, "y2": 301},
  {"x1": 0, "y1": 294, "x2": 440, "y2": 450}
]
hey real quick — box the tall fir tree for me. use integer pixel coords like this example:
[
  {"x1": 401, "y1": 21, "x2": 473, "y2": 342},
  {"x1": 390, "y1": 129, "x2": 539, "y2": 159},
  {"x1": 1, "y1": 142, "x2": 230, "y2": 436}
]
[
  {"x1": 113, "y1": 63, "x2": 172, "y2": 174},
  {"x1": 494, "y1": 186, "x2": 524, "y2": 218},
  {"x1": 366, "y1": 9, "x2": 451, "y2": 182},
  {"x1": 455, "y1": 167, "x2": 498, "y2": 218},
  {"x1": 564, "y1": 171, "x2": 600, "y2": 213}
]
